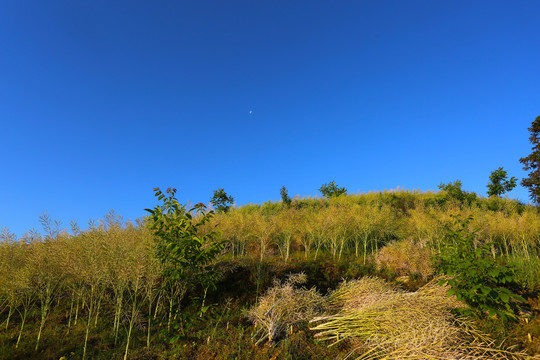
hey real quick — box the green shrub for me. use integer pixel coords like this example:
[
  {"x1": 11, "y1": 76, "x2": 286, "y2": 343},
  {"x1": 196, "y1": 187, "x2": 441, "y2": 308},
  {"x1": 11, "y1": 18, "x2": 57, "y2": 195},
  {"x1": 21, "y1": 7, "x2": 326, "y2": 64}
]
[
  {"x1": 435, "y1": 215, "x2": 525, "y2": 320},
  {"x1": 280, "y1": 186, "x2": 292, "y2": 208},
  {"x1": 487, "y1": 167, "x2": 517, "y2": 198},
  {"x1": 438, "y1": 180, "x2": 478, "y2": 206},
  {"x1": 145, "y1": 187, "x2": 226, "y2": 302},
  {"x1": 319, "y1": 181, "x2": 347, "y2": 199},
  {"x1": 210, "y1": 188, "x2": 235, "y2": 213}
]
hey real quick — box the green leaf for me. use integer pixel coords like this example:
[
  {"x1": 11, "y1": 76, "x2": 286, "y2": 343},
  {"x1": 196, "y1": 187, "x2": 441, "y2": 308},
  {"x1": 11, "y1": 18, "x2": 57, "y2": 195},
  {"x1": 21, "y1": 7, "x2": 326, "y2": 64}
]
[
  {"x1": 480, "y1": 286, "x2": 490, "y2": 296},
  {"x1": 488, "y1": 269, "x2": 499, "y2": 277}
]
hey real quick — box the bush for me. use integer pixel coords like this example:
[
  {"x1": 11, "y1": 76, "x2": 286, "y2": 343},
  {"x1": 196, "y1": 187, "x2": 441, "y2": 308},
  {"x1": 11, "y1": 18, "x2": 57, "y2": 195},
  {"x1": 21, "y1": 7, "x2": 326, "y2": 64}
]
[
  {"x1": 280, "y1": 186, "x2": 292, "y2": 208},
  {"x1": 210, "y1": 188, "x2": 235, "y2": 213},
  {"x1": 145, "y1": 187, "x2": 226, "y2": 305},
  {"x1": 435, "y1": 215, "x2": 525, "y2": 320},
  {"x1": 319, "y1": 181, "x2": 347, "y2": 199},
  {"x1": 487, "y1": 167, "x2": 517, "y2": 198},
  {"x1": 438, "y1": 180, "x2": 478, "y2": 206}
]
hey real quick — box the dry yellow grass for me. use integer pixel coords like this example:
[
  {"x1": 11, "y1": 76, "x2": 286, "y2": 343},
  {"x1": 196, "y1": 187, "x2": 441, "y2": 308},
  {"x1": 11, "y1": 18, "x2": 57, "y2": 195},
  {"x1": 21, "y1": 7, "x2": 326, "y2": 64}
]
[
  {"x1": 209, "y1": 191, "x2": 540, "y2": 290},
  {"x1": 248, "y1": 273, "x2": 325, "y2": 344},
  {"x1": 374, "y1": 238, "x2": 435, "y2": 280},
  {"x1": 311, "y1": 277, "x2": 533, "y2": 359}
]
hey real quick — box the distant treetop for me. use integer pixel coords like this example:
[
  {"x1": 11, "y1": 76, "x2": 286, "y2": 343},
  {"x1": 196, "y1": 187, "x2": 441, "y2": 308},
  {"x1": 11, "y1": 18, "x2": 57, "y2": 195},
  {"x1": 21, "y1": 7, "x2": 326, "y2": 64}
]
[{"x1": 319, "y1": 181, "x2": 347, "y2": 199}]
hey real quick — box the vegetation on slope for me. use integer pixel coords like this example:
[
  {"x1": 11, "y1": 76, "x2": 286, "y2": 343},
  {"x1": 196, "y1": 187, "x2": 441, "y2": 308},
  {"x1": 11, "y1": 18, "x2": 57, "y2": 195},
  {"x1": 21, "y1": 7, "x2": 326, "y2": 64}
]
[{"x1": 0, "y1": 189, "x2": 539, "y2": 359}]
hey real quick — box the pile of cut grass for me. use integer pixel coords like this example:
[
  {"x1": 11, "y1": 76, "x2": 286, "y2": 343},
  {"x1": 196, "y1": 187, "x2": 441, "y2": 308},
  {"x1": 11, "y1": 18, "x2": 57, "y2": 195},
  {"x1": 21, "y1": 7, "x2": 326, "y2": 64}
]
[
  {"x1": 310, "y1": 277, "x2": 532, "y2": 359},
  {"x1": 248, "y1": 273, "x2": 326, "y2": 345}
]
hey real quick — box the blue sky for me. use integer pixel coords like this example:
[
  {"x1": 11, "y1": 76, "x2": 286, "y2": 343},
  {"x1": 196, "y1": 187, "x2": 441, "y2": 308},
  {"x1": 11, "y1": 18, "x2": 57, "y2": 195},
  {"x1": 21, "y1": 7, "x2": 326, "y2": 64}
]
[{"x1": 1, "y1": 1, "x2": 539, "y2": 237}]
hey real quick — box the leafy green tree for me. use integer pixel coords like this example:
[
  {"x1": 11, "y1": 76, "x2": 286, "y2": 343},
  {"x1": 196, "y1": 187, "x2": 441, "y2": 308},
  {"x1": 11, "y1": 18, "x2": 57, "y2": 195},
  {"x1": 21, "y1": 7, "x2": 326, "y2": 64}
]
[
  {"x1": 487, "y1": 167, "x2": 517, "y2": 197},
  {"x1": 145, "y1": 188, "x2": 226, "y2": 328},
  {"x1": 519, "y1": 116, "x2": 540, "y2": 205},
  {"x1": 146, "y1": 187, "x2": 225, "y2": 283},
  {"x1": 210, "y1": 188, "x2": 234, "y2": 213},
  {"x1": 438, "y1": 180, "x2": 477, "y2": 205},
  {"x1": 280, "y1": 186, "x2": 292, "y2": 207},
  {"x1": 435, "y1": 216, "x2": 524, "y2": 320},
  {"x1": 319, "y1": 181, "x2": 347, "y2": 199}
]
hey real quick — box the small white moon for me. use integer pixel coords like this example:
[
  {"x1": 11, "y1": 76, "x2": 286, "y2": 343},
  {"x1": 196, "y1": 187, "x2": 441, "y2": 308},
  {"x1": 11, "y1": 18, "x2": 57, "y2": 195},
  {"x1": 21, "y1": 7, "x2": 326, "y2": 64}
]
[{"x1": 249, "y1": 110, "x2": 253, "y2": 114}]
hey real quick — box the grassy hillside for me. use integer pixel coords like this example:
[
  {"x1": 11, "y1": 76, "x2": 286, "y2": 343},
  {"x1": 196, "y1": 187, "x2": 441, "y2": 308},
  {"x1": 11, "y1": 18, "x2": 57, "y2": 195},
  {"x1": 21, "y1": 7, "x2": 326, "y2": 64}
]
[
  {"x1": 213, "y1": 190, "x2": 540, "y2": 289},
  {"x1": 0, "y1": 189, "x2": 539, "y2": 359}
]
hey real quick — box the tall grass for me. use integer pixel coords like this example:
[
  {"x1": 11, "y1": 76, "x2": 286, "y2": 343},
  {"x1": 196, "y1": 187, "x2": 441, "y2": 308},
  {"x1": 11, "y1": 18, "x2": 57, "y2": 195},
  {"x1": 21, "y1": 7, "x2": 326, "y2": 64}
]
[
  {"x1": 0, "y1": 216, "x2": 159, "y2": 358},
  {"x1": 0, "y1": 189, "x2": 538, "y2": 358},
  {"x1": 212, "y1": 190, "x2": 539, "y2": 289}
]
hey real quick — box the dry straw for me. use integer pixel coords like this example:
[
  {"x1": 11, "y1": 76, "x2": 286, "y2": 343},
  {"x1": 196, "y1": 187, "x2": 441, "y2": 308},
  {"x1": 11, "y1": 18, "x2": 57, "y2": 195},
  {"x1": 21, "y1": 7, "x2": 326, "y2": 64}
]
[
  {"x1": 310, "y1": 277, "x2": 533, "y2": 360},
  {"x1": 374, "y1": 238, "x2": 435, "y2": 280},
  {"x1": 248, "y1": 272, "x2": 325, "y2": 345}
]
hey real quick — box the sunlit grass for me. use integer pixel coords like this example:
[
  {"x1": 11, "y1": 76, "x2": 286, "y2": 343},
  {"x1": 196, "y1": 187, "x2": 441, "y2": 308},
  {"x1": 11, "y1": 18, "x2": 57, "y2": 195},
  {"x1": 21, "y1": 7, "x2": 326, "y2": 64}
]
[
  {"x1": 311, "y1": 277, "x2": 531, "y2": 359},
  {"x1": 0, "y1": 189, "x2": 538, "y2": 359}
]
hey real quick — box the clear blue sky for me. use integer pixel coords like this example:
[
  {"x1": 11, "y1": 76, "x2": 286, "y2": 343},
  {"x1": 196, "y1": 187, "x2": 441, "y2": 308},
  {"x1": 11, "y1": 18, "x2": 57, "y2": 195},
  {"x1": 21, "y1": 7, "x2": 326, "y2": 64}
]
[{"x1": 1, "y1": 1, "x2": 539, "y2": 237}]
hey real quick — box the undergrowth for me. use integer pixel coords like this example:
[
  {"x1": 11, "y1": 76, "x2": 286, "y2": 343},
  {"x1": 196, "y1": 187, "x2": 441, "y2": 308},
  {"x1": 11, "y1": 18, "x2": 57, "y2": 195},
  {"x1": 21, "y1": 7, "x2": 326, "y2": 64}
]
[{"x1": 0, "y1": 190, "x2": 539, "y2": 358}]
